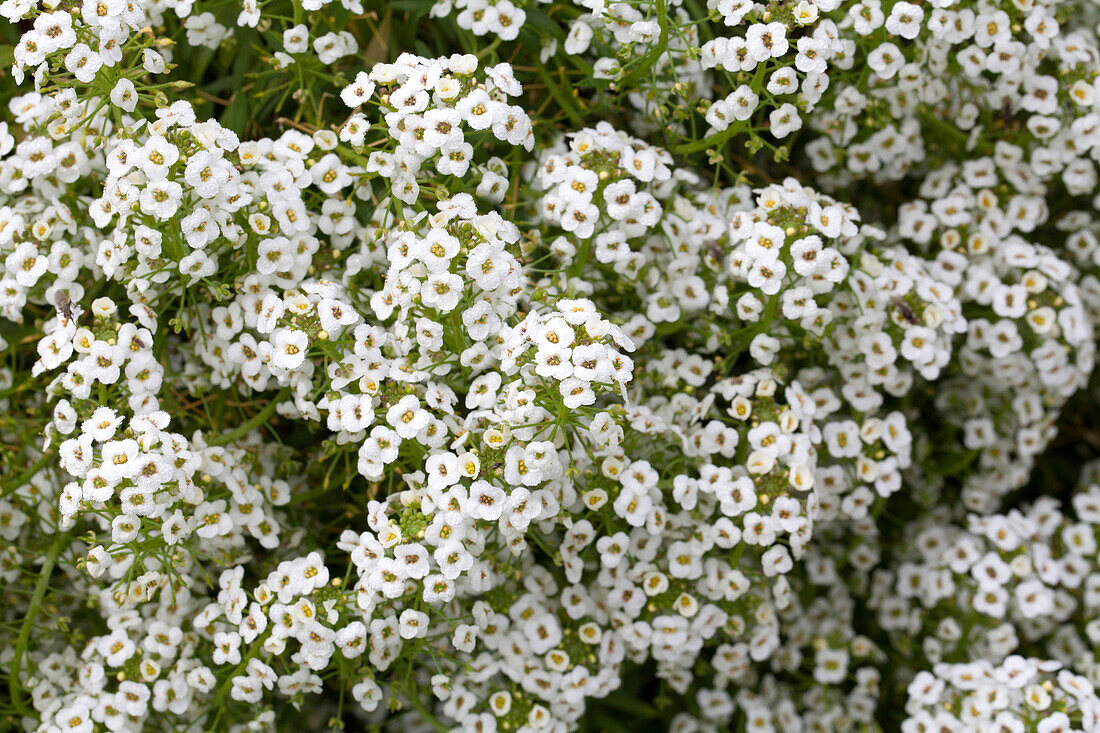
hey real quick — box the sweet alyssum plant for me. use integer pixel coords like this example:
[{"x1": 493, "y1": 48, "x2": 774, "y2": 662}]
[{"x1": 3, "y1": 0, "x2": 1100, "y2": 730}]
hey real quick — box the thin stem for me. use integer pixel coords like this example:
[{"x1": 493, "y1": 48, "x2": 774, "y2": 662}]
[
  {"x1": 406, "y1": 690, "x2": 449, "y2": 733},
  {"x1": 536, "y1": 64, "x2": 585, "y2": 127},
  {"x1": 1, "y1": 450, "x2": 54, "y2": 497},
  {"x1": 9, "y1": 529, "x2": 69, "y2": 716},
  {"x1": 207, "y1": 387, "x2": 292, "y2": 447}
]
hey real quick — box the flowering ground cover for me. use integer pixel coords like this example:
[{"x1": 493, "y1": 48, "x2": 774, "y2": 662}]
[{"x1": 3, "y1": 0, "x2": 1100, "y2": 730}]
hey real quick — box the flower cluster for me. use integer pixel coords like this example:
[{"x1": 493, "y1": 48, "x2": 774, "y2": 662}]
[{"x1": 904, "y1": 657, "x2": 1100, "y2": 732}]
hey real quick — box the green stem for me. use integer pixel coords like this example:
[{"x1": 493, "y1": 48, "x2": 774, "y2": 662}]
[
  {"x1": 476, "y1": 36, "x2": 501, "y2": 59},
  {"x1": 536, "y1": 64, "x2": 584, "y2": 128},
  {"x1": 407, "y1": 689, "x2": 448, "y2": 733},
  {"x1": 1, "y1": 450, "x2": 54, "y2": 497},
  {"x1": 615, "y1": 0, "x2": 669, "y2": 89},
  {"x1": 567, "y1": 239, "x2": 592, "y2": 279},
  {"x1": 672, "y1": 64, "x2": 770, "y2": 155},
  {"x1": 207, "y1": 387, "x2": 291, "y2": 447},
  {"x1": 9, "y1": 529, "x2": 69, "y2": 715}
]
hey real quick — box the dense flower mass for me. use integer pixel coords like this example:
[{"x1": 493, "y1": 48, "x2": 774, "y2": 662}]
[{"x1": 3, "y1": 0, "x2": 1100, "y2": 731}]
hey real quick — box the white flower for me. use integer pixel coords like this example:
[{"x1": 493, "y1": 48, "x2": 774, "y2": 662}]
[
  {"x1": 469, "y1": 480, "x2": 506, "y2": 521},
  {"x1": 769, "y1": 103, "x2": 802, "y2": 138},
  {"x1": 64, "y1": 43, "x2": 102, "y2": 83},
  {"x1": 745, "y1": 22, "x2": 789, "y2": 60},
  {"x1": 386, "y1": 395, "x2": 429, "y2": 439},
  {"x1": 867, "y1": 42, "x2": 904, "y2": 79},
  {"x1": 398, "y1": 609, "x2": 429, "y2": 639},
  {"x1": 885, "y1": 2, "x2": 923, "y2": 39},
  {"x1": 139, "y1": 180, "x2": 183, "y2": 219},
  {"x1": 283, "y1": 24, "x2": 309, "y2": 53},
  {"x1": 394, "y1": 543, "x2": 429, "y2": 579},
  {"x1": 352, "y1": 678, "x2": 383, "y2": 712},
  {"x1": 271, "y1": 329, "x2": 308, "y2": 370},
  {"x1": 54, "y1": 702, "x2": 93, "y2": 733},
  {"x1": 142, "y1": 48, "x2": 166, "y2": 73}
]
